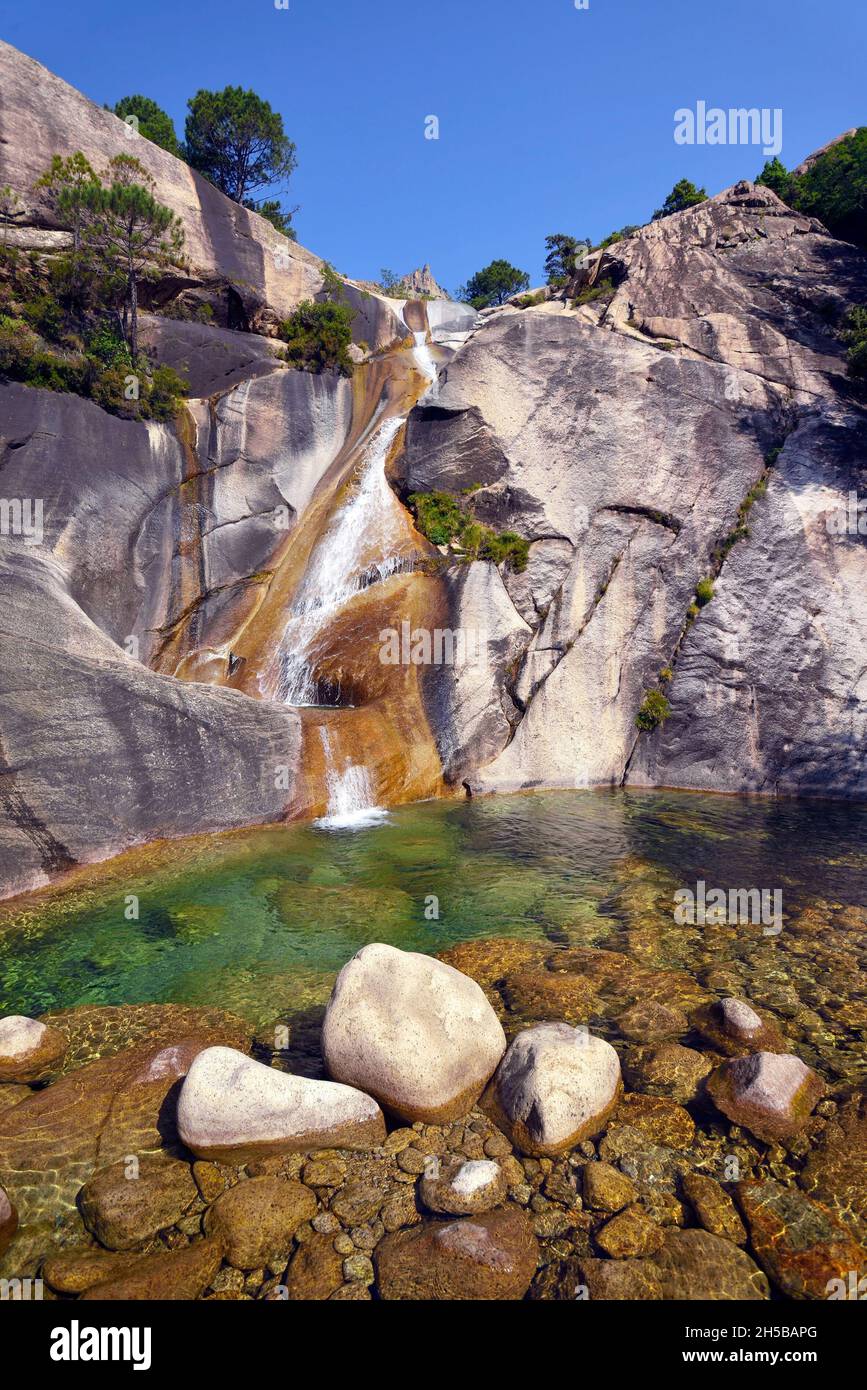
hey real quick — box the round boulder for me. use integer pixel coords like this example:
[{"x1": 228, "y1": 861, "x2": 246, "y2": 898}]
[
  {"x1": 690, "y1": 997, "x2": 787, "y2": 1056},
  {"x1": 482, "y1": 1023, "x2": 621, "y2": 1157},
  {"x1": 322, "y1": 943, "x2": 507, "y2": 1124},
  {"x1": 706, "y1": 1052, "x2": 825, "y2": 1143},
  {"x1": 177, "y1": 1046, "x2": 386, "y2": 1162},
  {"x1": 0, "y1": 1015, "x2": 66, "y2": 1083},
  {"x1": 203, "y1": 1176, "x2": 316, "y2": 1270}
]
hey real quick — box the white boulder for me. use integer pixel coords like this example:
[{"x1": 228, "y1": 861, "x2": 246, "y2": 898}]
[
  {"x1": 322, "y1": 943, "x2": 507, "y2": 1123},
  {"x1": 0, "y1": 1015, "x2": 66, "y2": 1082},
  {"x1": 176, "y1": 1046, "x2": 386, "y2": 1162},
  {"x1": 483, "y1": 1023, "x2": 622, "y2": 1156}
]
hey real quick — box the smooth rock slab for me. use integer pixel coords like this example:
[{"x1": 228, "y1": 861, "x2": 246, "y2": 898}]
[
  {"x1": 579, "y1": 1228, "x2": 770, "y2": 1300},
  {"x1": 78, "y1": 1156, "x2": 199, "y2": 1251},
  {"x1": 42, "y1": 1249, "x2": 146, "y2": 1295},
  {"x1": 736, "y1": 1178, "x2": 867, "y2": 1300},
  {"x1": 482, "y1": 1023, "x2": 621, "y2": 1157},
  {"x1": 798, "y1": 1091, "x2": 867, "y2": 1244},
  {"x1": 177, "y1": 1047, "x2": 386, "y2": 1161},
  {"x1": 203, "y1": 1176, "x2": 316, "y2": 1270},
  {"x1": 420, "y1": 1157, "x2": 507, "y2": 1215},
  {"x1": 706, "y1": 1052, "x2": 825, "y2": 1143},
  {"x1": 322, "y1": 944, "x2": 507, "y2": 1124},
  {"x1": 0, "y1": 1016, "x2": 66, "y2": 1083},
  {"x1": 375, "y1": 1209, "x2": 539, "y2": 1300},
  {"x1": 79, "y1": 1235, "x2": 224, "y2": 1301}
]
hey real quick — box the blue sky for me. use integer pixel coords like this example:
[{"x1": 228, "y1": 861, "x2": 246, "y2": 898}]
[{"x1": 2, "y1": 0, "x2": 864, "y2": 291}]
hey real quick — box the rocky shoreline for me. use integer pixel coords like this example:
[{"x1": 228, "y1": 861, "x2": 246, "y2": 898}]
[{"x1": 1, "y1": 939, "x2": 864, "y2": 1301}]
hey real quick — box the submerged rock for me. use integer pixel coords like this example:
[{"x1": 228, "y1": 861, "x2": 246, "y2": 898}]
[
  {"x1": 736, "y1": 1178, "x2": 867, "y2": 1300},
  {"x1": 482, "y1": 1023, "x2": 621, "y2": 1157},
  {"x1": 0, "y1": 1016, "x2": 66, "y2": 1082},
  {"x1": 42, "y1": 1248, "x2": 147, "y2": 1295},
  {"x1": 177, "y1": 1047, "x2": 386, "y2": 1161},
  {"x1": 681, "y1": 1172, "x2": 747, "y2": 1245},
  {"x1": 595, "y1": 1206, "x2": 665, "y2": 1258},
  {"x1": 78, "y1": 1235, "x2": 224, "y2": 1301},
  {"x1": 203, "y1": 1176, "x2": 316, "y2": 1270},
  {"x1": 78, "y1": 1156, "x2": 199, "y2": 1251},
  {"x1": 375, "y1": 1209, "x2": 539, "y2": 1300},
  {"x1": 624, "y1": 1042, "x2": 712, "y2": 1104},
  {"x1": 282, "y1": 1232, "x2": 346, "y2": 1300},
  {"x1": 798, "y1": 1089, "x2": 867, "y2": 1244},
  {"x1": 0, "y1": 1184, "x2": 17, "y2": 1257},
  {"x1": 706, "y1": 1052, "x2": 825, "y2": 1143},
  {"x1": 322, "y1": 943, "x2": 507, "y2": 1124},
  {"x1": 419, "y1": 1157, "x2": 507, "y2": 1216},
  {"x1": 691, "y1": 997, "x2": 787, "y2": 1056},
  {"x1": 579, "y1": 1228, "x2": 770, "y2": 1300},
  {"x1": 582, "y1": 1161, "x2": 638, "y2": 1213}
]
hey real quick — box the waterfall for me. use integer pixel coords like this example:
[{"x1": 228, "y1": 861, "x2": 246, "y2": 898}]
[
  {"x1": 315, "y1": 727, "x2": 387, "y2": 829},
  {"x1": 412, "y1": 331, "x2": 438, "y2": 396},
  {"x1": 265, "y1": 415, "x2": 412, "y2": 705}
]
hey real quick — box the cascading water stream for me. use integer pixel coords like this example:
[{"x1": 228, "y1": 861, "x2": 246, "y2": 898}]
[
  {"x1": 262, "y1": 414, "x2": 411, "y2": 706},
  {"x1": 265, "y1": 325, "x2": 441, "y2": 827},
  {"x1": 314, "y1": 726, "x2": 388, "y2": 829}
]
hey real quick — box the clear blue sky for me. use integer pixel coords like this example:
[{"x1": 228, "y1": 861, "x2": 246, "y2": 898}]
[{"x1": 2, "y1": 0, "x2": 864, "y2": 291}]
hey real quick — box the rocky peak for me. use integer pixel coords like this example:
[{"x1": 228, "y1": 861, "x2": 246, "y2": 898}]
[{"x1": 400, "y1": 265, "x2": 448, "y2": 299}]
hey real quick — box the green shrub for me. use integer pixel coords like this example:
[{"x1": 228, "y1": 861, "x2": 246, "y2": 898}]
[
  {"x1": 514, "y1": 290, "x2": 546, "y2": 309},
  {"x1": 571, "y1": 278, "x2": 615, "y2": 307},
  {"x1": 843, "y1": 305, "x2": 867, "y2": 382},
  {"x1": 146, "y1": 364, "x2": 189, "y2": 420},
  {"x1": 409, "y1": 490, "x2": 464, "y2": 545},
  {"x1": 659, "y1": 666, "x2": 673, "y2": 683},
  {"x1": 278, "y1": 299, "x2": 355, "y2": 376},
  {"x1": 636, "y1": 689, "x2": 672, "y2": 732},
  {"x1": 409, "y1": 490, "x2": 530, "y2": 571},
  {"x1": 695, "y1": 578, "x2": 715, "y2": 607}
]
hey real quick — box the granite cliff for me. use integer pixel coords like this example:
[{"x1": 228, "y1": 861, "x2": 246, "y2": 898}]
[{"x1": 1, "y1": 40, "x2": 865, "y2": 900}]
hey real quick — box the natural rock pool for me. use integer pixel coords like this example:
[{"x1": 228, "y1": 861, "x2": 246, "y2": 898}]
[
  {"x1": 1, "y1": 787, "x2": 865, "y2": 1299},
  {"x1": 1, "y1": 789, "x2": 864, "y2": 1085}
]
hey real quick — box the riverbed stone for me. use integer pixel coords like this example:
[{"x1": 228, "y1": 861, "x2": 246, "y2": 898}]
[
  {"x1": 0, "y1": 1016, "x2": 66, "y2": 1082},
  {"x1": 79, "y1": 1235, "x2": 224, "y2": 1300},
  {"x1": 322, "y1": 943, "x2": 507, "y2": 1124},
  {"x1": 595, "y1": 1206, "x2": 665, "y2": 1258},
  {"x1": 681, "y1": 1172, "x2": 747, "y2": 1244},
  {"x1": 582, "y1": 1161, "x2": 637, "y2": 1212},
  {"x1": 419, "y1": 1157, "x2": 507, "y2": 1215},
  {"x1": 798, "y1": 1089, "x2": 867, "y2": 1244},
  {"x1": 203, "y1": 1177, "x2": 316, "y2": 1270},
  {"x1": 42, "y1": 1248, "x2": 147, "y2": 1294},
  {"x1": 78, "y1": 1156, "x2": 199, "y2": 1250},
  {"x1": 282, "y1": 1231, "x2": 345, "y2": 1300},
  {"x1": 375, "y1": 1208, "x2": 539, "y2": 1300},
  {"x1": 611, "y1": 1093, "x2": 695, "y2": 1149},
  {"x1": 0, "y1": 1184, "x2": 18, "y2": 1257},
  {"x1": 177, "y1": 1046, "x2": 386, "y2": 1161},
  {"x1": 598, "y1": 1124, "x2": 692, "y2": 1192},
  {"x1": 624, "y1": 1042, "x2": 712, "y2": 1104},
  {"x1": 736, "y1": 1177, "x2": 867, "y2": 1300},
  {"x1": 579, "y1": 1228, "x2": 770, "y2": 1300},
  {"x1": 616, "y1": 1001, "x2": 688, "y2": 1043},
  {"x1": 691, "y1": 998, "x2": 787, "y2": 1056},
  {"x1": 706, "y1": 1052, "x2": 825, "y2": 1143},
  {"x1": 436, "y1": 938, "x2": 549, "y2": 988},
  {"x1": 501, "y1": 969, "x2": 598, "y2": 1024},
  {"x1": 482, "y1": 1023, "x2": 621, "y2": 1157}
]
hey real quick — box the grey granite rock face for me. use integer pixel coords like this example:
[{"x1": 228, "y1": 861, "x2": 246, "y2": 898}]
[{"x1": 404, "y1": 184, "x2": 867, "y2": 798}]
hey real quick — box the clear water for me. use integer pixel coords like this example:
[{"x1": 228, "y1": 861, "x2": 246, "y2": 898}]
[{"x1": 0, "y1": 790, "x2": 864, "y2": 1080}]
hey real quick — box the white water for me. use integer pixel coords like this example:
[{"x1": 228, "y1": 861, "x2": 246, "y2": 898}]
[
  {"x1": 314, "y1": 726, "x2": 388, "y2": 829},
  {"x1": 412, "y1": 331, "x2": 438, "y2": 396},
  {"x1": 265, "y1": 415, "x2": 411, "y2": 705}
]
